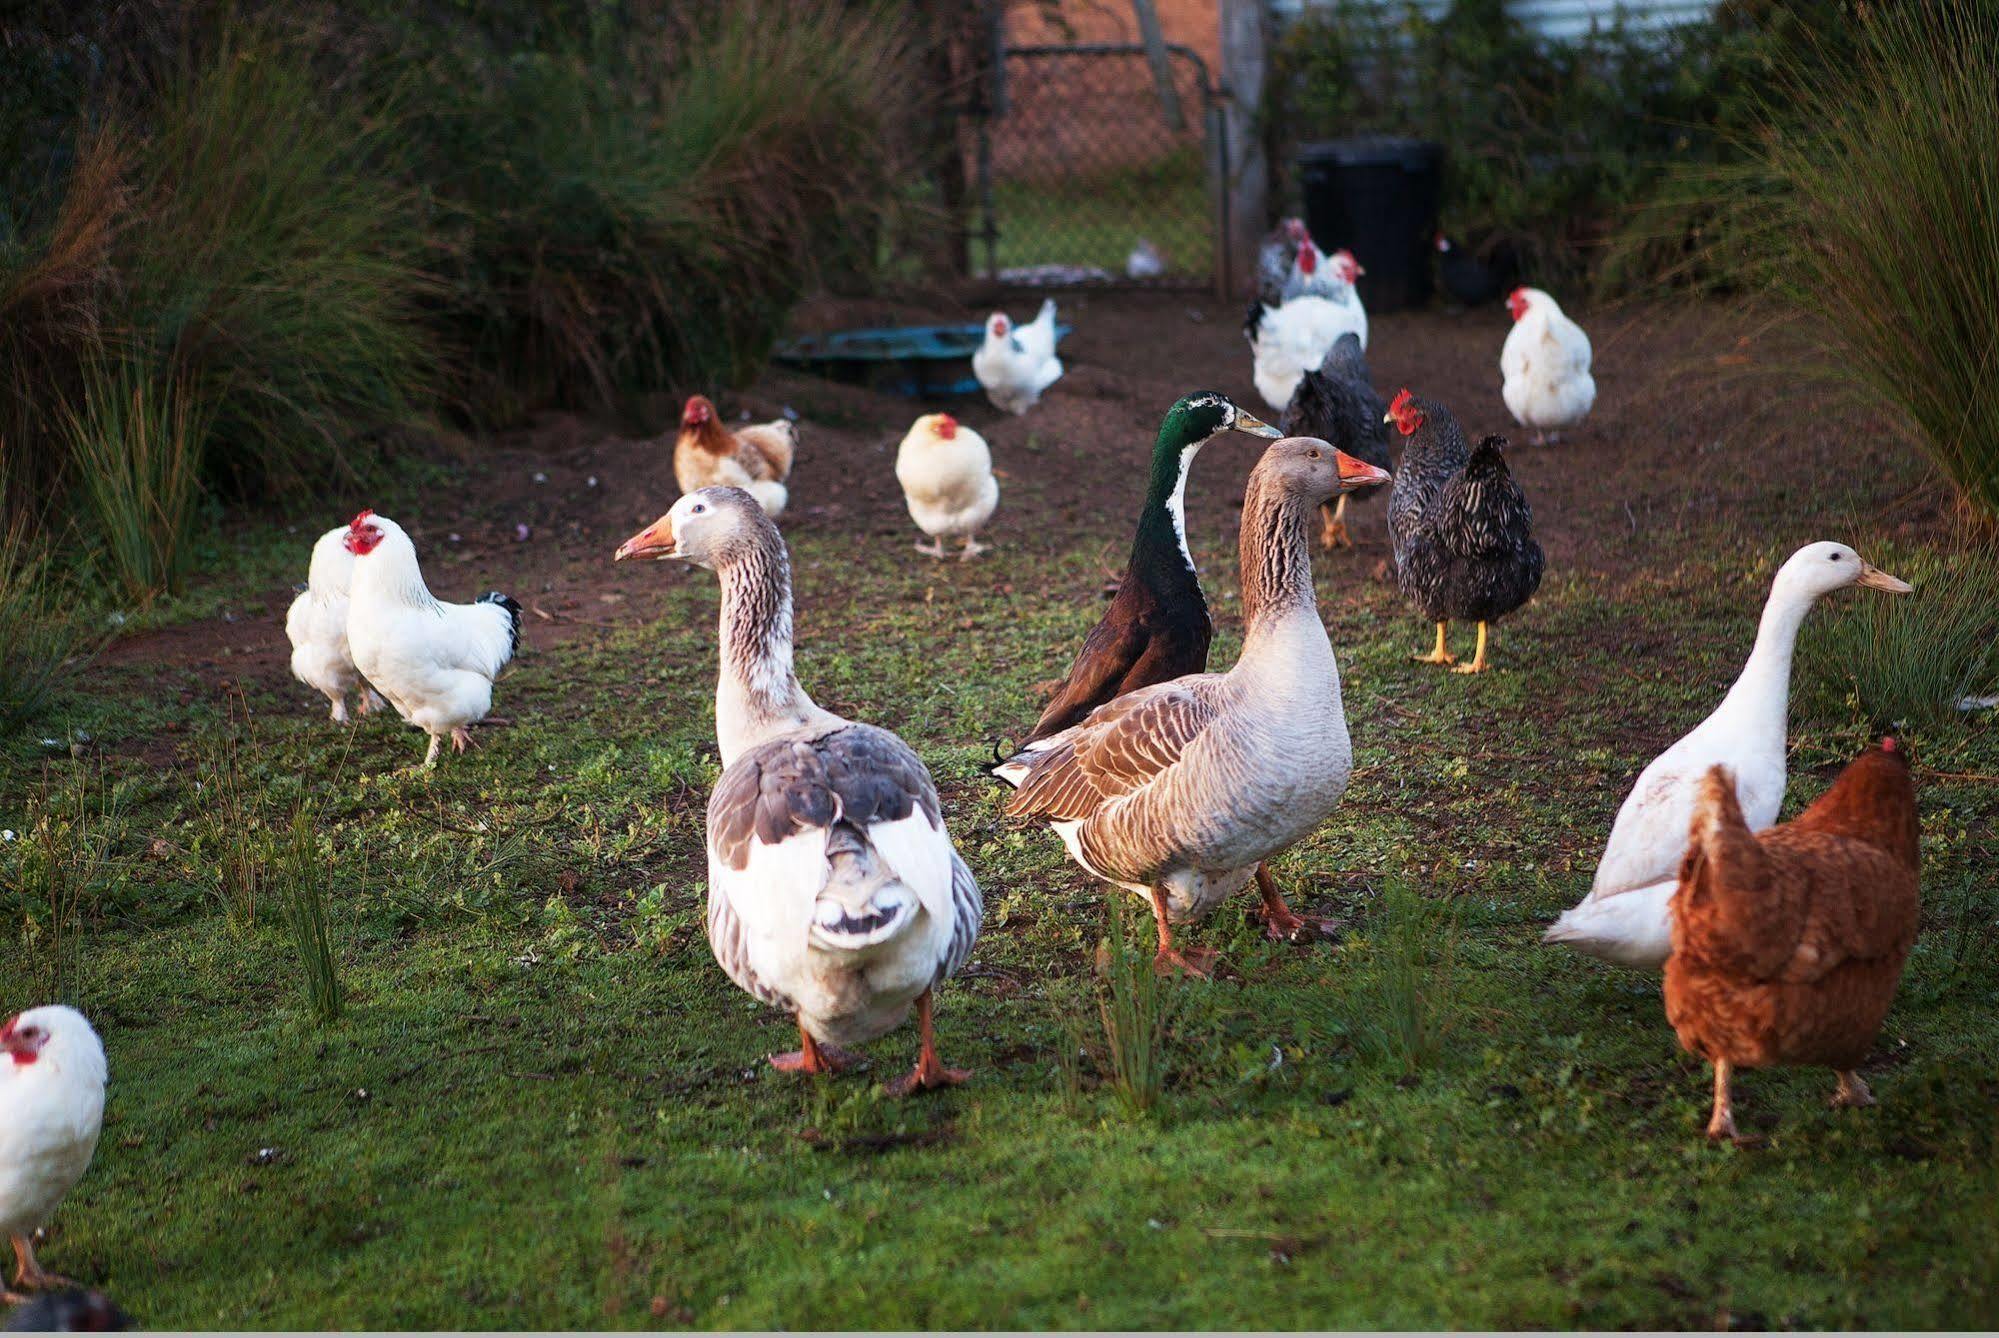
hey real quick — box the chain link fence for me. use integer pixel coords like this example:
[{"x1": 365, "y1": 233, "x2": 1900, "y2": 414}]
[{"x1": 977, "y1": 43, "x2": 1224, "y2": 289}]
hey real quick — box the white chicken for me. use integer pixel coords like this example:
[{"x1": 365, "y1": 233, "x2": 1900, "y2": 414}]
[
  {"x1": 342, "y1": 511, "x2": 521, "y2": 767},
  {"x1": 285, "y1": 526, "x2": 387, "y2": 723},
  {"x1": 1, "y1": 1008, "x2": 105, "y2": 1304},
  {"x1": 1500, "y1": 287, "x2": 1595, "y2": 444},
  {"x1": 972, "y1": 300, "x2": 1062, "y2": 415},
  {"x1": 1248, "y1": 243, "x2": 1367, "y2": 412},
  {"x1": 895, "y1": 413, "x2": 998, "y2": 561}
]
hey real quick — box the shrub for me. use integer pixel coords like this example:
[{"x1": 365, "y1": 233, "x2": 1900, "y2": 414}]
[
  {"x1": 1800, "y1": 532, "x2": 1999, "y2": 733},
  {"x1": 1731, "y1": 2, "x2": 1999, "y2": 518},
  {"x1": 413, "y1": 1, "x2": 913, "y2": 417}
]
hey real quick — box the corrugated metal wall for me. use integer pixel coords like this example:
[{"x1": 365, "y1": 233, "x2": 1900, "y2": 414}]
[{"x1": 1269, "y1": 0, "x2": 1717, "y2": 36}]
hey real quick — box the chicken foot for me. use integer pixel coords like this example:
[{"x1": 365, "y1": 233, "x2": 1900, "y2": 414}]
[
  {"x1": 914, "y1": 538, "x2": 948, "y2": 559},
  {"x1": 769, "y1": 1021, "x2": 860, "y2": 1076},
  {"x1": 1450, "y1": 622, "x2": 1492, "y2": 674},
  {"x1": 1705, "y1": 1058, "x2": 1737, "y2": 1141},
  {"x1": 1411, "y1": 622, "x2": 1456, "y2": 666},
  {"x1": 1318, "y1": 497, "x2": 1353, "y2": 550},
  {"x1": 959, "y1": 535, "x2": 990, "y2": 561},
  {"x1": 1148, "y1": 888, "x2": 1218, "y2": 979},
  {"x1": 1831, "y1": 1070, "x2": 1876, "y2": 1109},
  {"x1": 1251, "y1": 864, "x2": 1340, "y2": 943},
  {"x1": 884, "y1": 989, "x2": 970, "y2": 1097}
]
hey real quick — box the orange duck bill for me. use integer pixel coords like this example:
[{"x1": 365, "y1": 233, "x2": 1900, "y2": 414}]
[
  {"x1": 614, "y1": 515, "x2": 678, "y2": 561},
  {"x1": 1333, "y1": 449, "x2": 1392, "y2": 491}
]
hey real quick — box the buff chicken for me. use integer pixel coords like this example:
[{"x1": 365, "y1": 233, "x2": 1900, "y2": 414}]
[
  {"x1": 673, "y1": 395, "x2": 796, "y2": 519},
  {"x1": 1664, "y1": 740, "x2": 1920, "y2": 1142}
]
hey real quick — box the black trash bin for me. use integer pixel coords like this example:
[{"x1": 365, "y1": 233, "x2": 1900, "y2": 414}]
[{"x1": 1295, "y1": 137, "x2": 1444, "y2": 313}]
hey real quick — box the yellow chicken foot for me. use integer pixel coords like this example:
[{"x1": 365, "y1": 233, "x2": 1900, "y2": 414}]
[
  {"x1": 1411, "y1": 622, "x2": 1456, "y2": 665},
  {"x1": 884, "y1": 989, "x2": 970, "y2": 1097},
  {"x1": 1450, "y1": 622, "x2": 1492, "y2": 674},
  {"x1": 1705, "y1": 1059, "x2": 1737, "y2": 1141},
  {"x1": 1318, "y1": 497, "x2": 1352, "y2": 550}
]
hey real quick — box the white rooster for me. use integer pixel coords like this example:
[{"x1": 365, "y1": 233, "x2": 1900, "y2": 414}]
[
  {"x1": 895, "y1": 413, "x2": 998, "y2": 561},
  {"x1": 972, "y1": 300, "x2": 1062, "y2": 415},
  {"x1": 286, "y1": 525, "x2": 387, "y2": 723},
  {"x1": 1501, "y1": 287, "x2": 1595, "y2": 444},
  {"x1": 343, "y1": 511, "x2": 521, "y2": 768},
  {"x1": 1, "y1": 1007, "x2": 105, "y2": 1304},
  {"x1": 1248, "y1": 242, "x2": 1368, "y2": 413}
]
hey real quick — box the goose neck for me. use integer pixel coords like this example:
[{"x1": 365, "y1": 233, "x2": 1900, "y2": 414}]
[
  {"x1": 1238, "y1": 475, "x2": 1319, "y2": 634},
  {"x1": 712, "y1": 538, "x2": 815, "y2": 764}
]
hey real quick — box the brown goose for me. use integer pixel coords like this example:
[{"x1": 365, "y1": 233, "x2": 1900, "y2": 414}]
[
  {"x1": 615, "y1": 488, "x2": 982, "y2": 1094},
  {"x1": 993, "y1": 437, "x2": 1391, "y2": 976}
]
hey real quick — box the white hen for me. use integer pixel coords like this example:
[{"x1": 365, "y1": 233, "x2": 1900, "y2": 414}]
[
  {"x1": 286, "y1": 526, "x2": 387, "y2": 723},
  {"x1": 1, "y1": 1007, "x2": 105, "y2": 1303},
  {"x1": 1249, "y1": 243, "x2": 1367, "y2": 412},
  {"x1": 895, "y1": 413, "x2": 998, "y2": 561},
  {"x1": 1545, "y1": 543, "x2": 1912, "y2": 968},
  {"x1": 972, "y1": 300, "x2": 1062, "y2": 415},
  {"x1": 1500, "y1": 287, "x2": 1595, "y2": 444},
  {"x1": 343, "y1": 511, "x2": 521, "y2": 767}
]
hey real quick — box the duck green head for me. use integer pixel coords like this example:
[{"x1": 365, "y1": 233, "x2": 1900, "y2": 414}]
[{"x1": 1139, "y1": 392, "x2": 1282, "y2": 569}]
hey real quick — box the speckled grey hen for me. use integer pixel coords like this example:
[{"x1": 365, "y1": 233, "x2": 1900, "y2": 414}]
[
  {"x1": 1281, "y1": 332, "x2": 1393, "y2": 550},
  {"x1": 993, "y1": 437, "x2": 1391, "y2": 976},
  {"x1": 1385, "y1": 389, "x2": 1543, "y2": 674}
]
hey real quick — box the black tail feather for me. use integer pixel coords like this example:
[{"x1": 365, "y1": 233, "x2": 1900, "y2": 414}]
[{"x1": 477, "y1": 591, "x2": 523, "y2": 659}]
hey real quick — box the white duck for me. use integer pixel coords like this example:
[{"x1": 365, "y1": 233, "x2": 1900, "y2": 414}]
[
  {"x1": 286, "y1": 525, "x2": 387, "y2": 723},
  {"x1": 1500, "y1": 287, "x2": 1595, "y2": 444},
  {"x1": 994, "y1": 437, "x2": 1391, "y2": 976},
  {"x1": 1249, "y1": 243, "x2": 1368, "y2": 413},
  {"x1": 615, "y1": 488, "x2": 983, "y2": 1093},
  {"x1": 1546, "y1": 542, "x2": 1912, "y2": 968},
  {"x1": 1, "y1": 1007, "x2": 106, "y2": 1304},
  {"x1": 972, "y1": 299, "x2": 1062, "y2": 415}
]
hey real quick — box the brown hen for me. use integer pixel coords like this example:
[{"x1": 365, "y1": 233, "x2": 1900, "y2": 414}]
[
  {"x1": 1663, "y1": 739, "x2": 1919, "y2": 1141},
  {"x1": 672, "y1": 395, "x2": 795, "y2": 518}
]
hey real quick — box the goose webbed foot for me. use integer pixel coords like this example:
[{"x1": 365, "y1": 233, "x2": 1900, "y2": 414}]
[
  {"x1": 884, "y1": 989, "x2": 969, "y2": 1097},
  {"x1": 770, "y1": 1023, "x2": 860, "y2": 1076},
  {"x1": 1252, "y1": 865, "x2": 1340, "y2": 943},
  {"x1": 1147, "y1": 888, "x2": 1216, "y2": 978},
  {"x1": 10, "y1": 1234, "x2": 69, "y2": 1292},
  {"x1": 959, "y1": 536, "x2": 989, "y2": 561}
]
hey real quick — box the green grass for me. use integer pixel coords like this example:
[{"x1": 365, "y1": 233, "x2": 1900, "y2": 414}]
[
  {"x1": 991, "y1": 148, "x2": 1208, "y2": 278},
  {"x1": 1, "y1": 496, "x2": 1995, "y2": 1328}
]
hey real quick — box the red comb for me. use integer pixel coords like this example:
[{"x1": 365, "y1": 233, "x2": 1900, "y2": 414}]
[{"x1": 348, "y1": 510, "x2": 374, "y2": 529}]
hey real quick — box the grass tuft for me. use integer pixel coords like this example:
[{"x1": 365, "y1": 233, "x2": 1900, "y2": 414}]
[
  {"x1": 1351, "y1": 878, "x2": 1458, "y2": 1080},
  {"x1": 3, "y1": 764, "x2": 119, "y2": 1003},
  {"x1": 1094, "y1": 892, "x2": 1180, "y2": 1115},
  {"x1": 0, "y1": 515, "x2": 89, "y2": 732},
  {"x1": 1800, "y1": 532, "x2": 1999, "y2": 732},
  {"x1": 277, "y1": 809, "x2": 343, "y2": 1025},
  {"x1": 58, "y1": 355, "x2": 208, "y2": 605}
]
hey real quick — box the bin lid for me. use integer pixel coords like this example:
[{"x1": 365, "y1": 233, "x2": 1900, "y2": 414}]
[{"x1": 1296, "y1": 136, "x2": 1443, "y2": 170}]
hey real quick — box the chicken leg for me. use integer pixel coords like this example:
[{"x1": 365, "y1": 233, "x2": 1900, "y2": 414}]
[
  {"x1": 769, "y1": 1019, "x2": 860, "y2": 1076},
  {"x1": 1411, "y1": 622, "x2": 1456, "y2": 666},
  {"x1": 1148, "y1": 888, "x2": 1217, "y2": 979},
  {"x1": 1705, "y1": 1059, "x2": 1737, "y2": 1141},
  {"x1": 914, "y1": 538, "x2": 947, "y2": 559},
  {"x1": 10, "y1": 1233, "x2": 71, "y2": 1294},
  {"x1": 1831, "y1": 1070, "x2": 1876, "y2": 1109},
  {"x1": 959, "y1": 535, "x2": 990, "y2": 561},
  {"x1": 884, "y1": 989, "x2": 970, "y2": 1097},
  {"x1": 1450, "y1": 621, "x2": 1492, "y2": 674},
  {"x1": 1318, "y1": 497, "x2": 1353, "y2": 550},
  {"x1": 1251, "y1": 865, "x2": 1339, "y2": 943}
]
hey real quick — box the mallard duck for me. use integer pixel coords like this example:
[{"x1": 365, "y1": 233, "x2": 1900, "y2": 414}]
[
  {"x1": 1385, "y1": 390, "x2": 1543, "y2": 674},
  {"x1": 615, "y1": 488, "x2": 982, "y2": 1094},
  {"x1": 993, "y1": 437, "x2": 1392, "y2": 976},
  {"x1": 1546, "y1": 542, "x2": 1912, "y2": 968},
  {"x1": 1281, "y1": 333, "x2": 1393, "y2": 550},
  {"x1": 1018, "y1": 392, "x2": 1280, "y2": 747}
]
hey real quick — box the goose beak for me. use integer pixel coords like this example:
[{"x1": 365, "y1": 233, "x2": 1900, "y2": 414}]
[
  {"x1": 1855, "y1": 562, "x2": 1912, "y2": 594},
  {"x1": 1232, "y1": 410, "x2": 1282, "y2": 439},
  {"x1": 1334, "y1": 449, "x2": 1392, "y2": 491},
  {"x1": 614, "y1": 515, "x2": 678, "y2": 562}
]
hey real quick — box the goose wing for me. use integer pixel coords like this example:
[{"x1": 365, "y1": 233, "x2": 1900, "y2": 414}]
[{"x1": 1005, "y1": 676, "x2": 1223, "y2": 822}]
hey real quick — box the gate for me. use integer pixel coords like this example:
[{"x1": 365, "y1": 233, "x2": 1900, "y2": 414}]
[{"x1": 976, "y1": 43, "x2": 1230, "y2": 292}]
